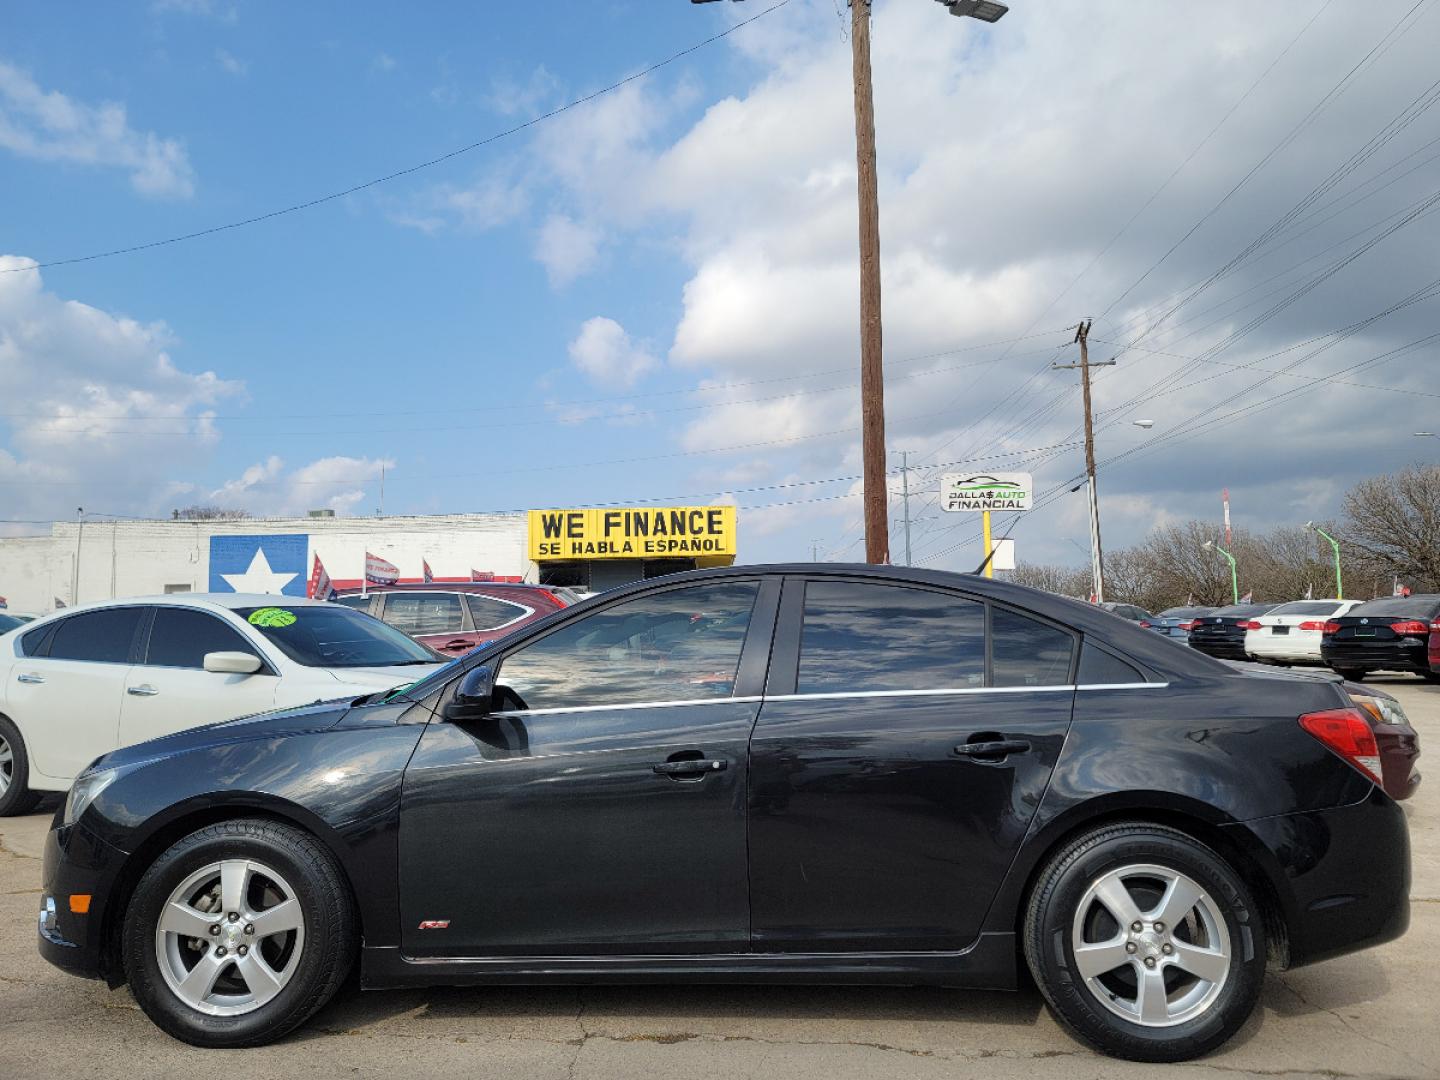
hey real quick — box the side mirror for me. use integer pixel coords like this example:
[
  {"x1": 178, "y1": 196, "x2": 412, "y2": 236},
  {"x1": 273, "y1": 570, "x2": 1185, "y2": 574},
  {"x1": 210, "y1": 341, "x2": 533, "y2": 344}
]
[
  {"x1": 443, "y1": 665, "x2": 495, "y2": 722},
  {"x1": 203, "y1": 651, "x2": 263, "y2": 675}
]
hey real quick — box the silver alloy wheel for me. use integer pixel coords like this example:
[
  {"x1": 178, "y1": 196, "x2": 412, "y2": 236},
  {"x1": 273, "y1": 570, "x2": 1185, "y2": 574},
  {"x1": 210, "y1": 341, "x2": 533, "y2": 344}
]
[
  {"x1": 0, "y1": 732, "x2": 12, "y2": 797},
  {"x1": 154, "y1": 859, "x2": 306, "y2": 1017},
  {"x1": 1070, "y1": 862, "x2": 1231, "y2": 1028}
]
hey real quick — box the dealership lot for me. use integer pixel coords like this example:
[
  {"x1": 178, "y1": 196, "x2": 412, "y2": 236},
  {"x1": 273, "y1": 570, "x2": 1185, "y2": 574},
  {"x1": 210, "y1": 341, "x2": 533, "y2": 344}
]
[{"x1": 0, "y1": 676, "x2": 1434, "y2": 1080}]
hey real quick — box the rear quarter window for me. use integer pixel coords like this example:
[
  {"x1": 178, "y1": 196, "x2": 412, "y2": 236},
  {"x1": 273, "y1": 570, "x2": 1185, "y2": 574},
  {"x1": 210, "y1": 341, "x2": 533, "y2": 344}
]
[{"x1": 1076, "y1": 643, "x2": 1144, "y2": 686}]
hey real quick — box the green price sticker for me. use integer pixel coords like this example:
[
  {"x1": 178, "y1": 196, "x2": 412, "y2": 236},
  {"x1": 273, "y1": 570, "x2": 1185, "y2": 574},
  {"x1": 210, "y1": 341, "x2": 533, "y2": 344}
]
[{"x1": 247, "y1": 607, "x2": 297, "y2": 628}]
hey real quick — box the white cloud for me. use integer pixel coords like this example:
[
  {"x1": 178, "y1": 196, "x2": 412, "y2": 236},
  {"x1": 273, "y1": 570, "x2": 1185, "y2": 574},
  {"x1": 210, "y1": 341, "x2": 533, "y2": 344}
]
[
  {"x1": 208, "y1": 455, "x2": 393, "y2": 516},
  {"x1": 0, "y1": 60, "x2": 195, "y2": 197},
  {"x1": 485, "y1": 65, "x2": 559, "y2": 117},
  {"x1": 0, "y1": 256, "x2": 242, "y2": 523},
  {"x1": 215, "y1": 49, "x2": 247, "y2": 76},
  {"x1": 535, "y1": 214, "x2": 601, "y2": 286},
  {"x1": 566, "y1": 317, "x2": 657, "y2": 388},
  {"x1": 390, "y1": 174, "x2": 529, "y2": 236}
]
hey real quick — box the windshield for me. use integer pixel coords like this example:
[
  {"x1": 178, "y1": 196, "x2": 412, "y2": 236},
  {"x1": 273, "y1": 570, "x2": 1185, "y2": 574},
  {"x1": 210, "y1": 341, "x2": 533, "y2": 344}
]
[
  {"x1": 234, "y1": 605, "x2": 437, "y2": 669},
  {"x1": 1267, "y1": 600, "x2": 1342, "y2": 616},
  {"x1": 1344, "y1": 595, "x2": 1440, "y2": 618}
]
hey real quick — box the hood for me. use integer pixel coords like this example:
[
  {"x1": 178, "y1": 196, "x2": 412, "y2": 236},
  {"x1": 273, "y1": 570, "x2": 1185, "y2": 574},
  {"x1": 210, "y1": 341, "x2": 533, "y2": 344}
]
[
  {"x1": 324, "y1": 663, "x2": 446, "y2": 692},
  {"x1": 94, "y1": 699, "x2": 353, "y2": 772}
]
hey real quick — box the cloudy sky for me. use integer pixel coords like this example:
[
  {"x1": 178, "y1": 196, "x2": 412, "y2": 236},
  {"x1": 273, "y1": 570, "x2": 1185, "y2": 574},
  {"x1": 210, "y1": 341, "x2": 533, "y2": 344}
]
[{"x1": 1, "y1": 0, "x2": 1437, "y2": 571}]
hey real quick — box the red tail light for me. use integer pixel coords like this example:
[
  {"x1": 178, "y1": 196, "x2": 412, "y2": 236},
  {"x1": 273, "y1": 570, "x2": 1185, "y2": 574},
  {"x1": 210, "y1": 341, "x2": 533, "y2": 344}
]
[
  {"x1": 1178, "y1": 620, "x2": 1196, "y2": 631},
  {"x1": 1390, "y1": 620, "x2": 1429, "y2": 636},
  {"x1": 1298, "y1": 620, "x2": 1325, "y2": 631},
  {"x1": 1236, "y1": 620, "x2": 1262, "y2": 631},
  {"x1": 1139, "y1": 620, "x2": 1152, "y2": 628},
  {"x1": 1299, "y1": 708, "x2": 1382, "y2": 785},
  {"x1": 1322, "y1": 621, "x2": 1342, "y2": 635}
]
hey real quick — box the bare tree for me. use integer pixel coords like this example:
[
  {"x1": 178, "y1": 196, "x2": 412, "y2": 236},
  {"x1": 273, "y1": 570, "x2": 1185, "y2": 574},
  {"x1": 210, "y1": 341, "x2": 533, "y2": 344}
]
[
  {"x1": 172, "y1": 506, "x2": 252, "y2": 521},
  {"x1": 1340, "y1": 464, "x2": 1440, "y2": 591},
  {"x1": 1007, "y1": 562, "x2": 1091, "y2": 598}
]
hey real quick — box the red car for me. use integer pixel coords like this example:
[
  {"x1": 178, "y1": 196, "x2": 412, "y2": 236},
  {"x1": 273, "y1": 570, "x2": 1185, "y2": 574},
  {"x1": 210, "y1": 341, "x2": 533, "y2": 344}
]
[{"x1": 336, "y1": 582, "x2": 569, "y2": 656}]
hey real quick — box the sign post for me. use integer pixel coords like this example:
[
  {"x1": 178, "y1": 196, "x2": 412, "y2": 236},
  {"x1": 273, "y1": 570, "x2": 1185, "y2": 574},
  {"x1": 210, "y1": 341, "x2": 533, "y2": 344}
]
[{"x1": 940, "y1": 472, "x2": 1032, "y2": 575}]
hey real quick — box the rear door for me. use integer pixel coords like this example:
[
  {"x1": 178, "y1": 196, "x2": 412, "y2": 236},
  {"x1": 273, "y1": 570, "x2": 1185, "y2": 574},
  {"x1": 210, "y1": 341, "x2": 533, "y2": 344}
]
[
  {"x1": 5, "y1": 607, "x2": 145, "y2": 782},
  {"x1": 117, "y1": 605, "x2": 279, "y2": 749},
  {"x1": 747, "y1": 577, "x2": 1075, "y2": 952},
  {"x1": 379, "y1": 591, "x2": 476, "y2": 655}
]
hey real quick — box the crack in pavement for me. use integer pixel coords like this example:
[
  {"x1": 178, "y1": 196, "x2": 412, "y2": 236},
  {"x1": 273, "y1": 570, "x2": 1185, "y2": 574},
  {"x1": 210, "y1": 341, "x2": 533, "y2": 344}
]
[{"x1": 1274, "y1": 977, "x2": 1433, "y2": 1077}]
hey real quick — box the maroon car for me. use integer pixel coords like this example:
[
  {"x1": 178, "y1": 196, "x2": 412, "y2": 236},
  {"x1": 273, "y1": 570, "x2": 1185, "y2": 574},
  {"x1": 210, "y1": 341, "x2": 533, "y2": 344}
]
[{"x1": 335, "y1": 583, "x2": 569, "y2": 656}]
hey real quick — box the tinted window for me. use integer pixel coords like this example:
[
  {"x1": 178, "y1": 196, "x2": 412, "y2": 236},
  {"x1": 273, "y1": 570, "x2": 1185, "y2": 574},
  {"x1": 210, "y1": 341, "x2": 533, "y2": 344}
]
[
  {"x1": 496, "y1": 581, "x2": 758, "y2": 711},
  {"x1": 1267, "y1": 601, "x2": 1343, "y2": 617},
  {"x1": 20, "y1": 623, "x2": 53, "y2": 657},
  {"x1": 467, "y1": 593, "x2": 530, "y2": 631},
  {"x1": 992, "y1": 608, "x2": 1075, "y2": 687},
  {"x1": 797, "y1": 580, "x2": 984, "y2": 694},
  {"x1": 1343, "y1": 595, "x2": 1440, "y2": 618},
  {"x1": 0, "y1": 613, "x2": 23, "y2": 634},
  {"x1": 233, "y1": 606, "x2": 436, "y2": 668},
  {"x1": 46, "y1": 608, "x2": 143, "y2": 663},
  {"x1": 333, "y1": 595, "x2": 373, "y2": 612},
  {"x1": 146, "y1": 607, "x2": 259, "y2": 669},
  {"x1": 1158, "y1": 607, "x2": 1211, "y2": 618},
  {"x1": 1212, "y1": 604, "x2": 1272, "y2": 618},
  {"x1": 1077, "y1": 643, "x2": 1143, "y2": 685},
  {"x1": 383, "y1": 592, "x2": 465, "y2": 636}
]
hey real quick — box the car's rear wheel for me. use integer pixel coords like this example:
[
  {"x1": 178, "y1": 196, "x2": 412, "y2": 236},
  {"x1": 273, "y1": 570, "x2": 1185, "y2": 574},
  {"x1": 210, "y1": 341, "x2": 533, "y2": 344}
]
[
  {"x1": 1023, "y1": 822, "x2": 1265, "y2": 1062},
  {"x1": 122, "y1": 818, "x2": 356, "y2": 1048},
  {"x1": 0, "y1": 716, "x2": 42, "y2": 817}
]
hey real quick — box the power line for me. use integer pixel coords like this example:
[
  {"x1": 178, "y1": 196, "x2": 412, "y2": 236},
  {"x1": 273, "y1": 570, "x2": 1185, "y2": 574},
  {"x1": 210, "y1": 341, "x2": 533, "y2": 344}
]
[{"x1": 0, "y1": 0, "x2": 794, "y2": 275}]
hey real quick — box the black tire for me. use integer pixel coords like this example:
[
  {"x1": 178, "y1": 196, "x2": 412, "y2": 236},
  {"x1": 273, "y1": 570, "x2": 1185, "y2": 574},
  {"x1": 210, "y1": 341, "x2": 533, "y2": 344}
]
[
  {"x1": 1420, "y1": 670, "x2": 1440, "y2": 684},
  {"x1": 1332, "y1": 667, "x2": 1365, "y2": 682},
  {"x1": 1023, "y1": 822, "x2": 1266, "y2": 1062},
  {"x1": 122, "y1": 818, "x2": 356, "y2": 1048},
  {"x1": 0, "y1": 715, "x2": 43, "y2": 817}
]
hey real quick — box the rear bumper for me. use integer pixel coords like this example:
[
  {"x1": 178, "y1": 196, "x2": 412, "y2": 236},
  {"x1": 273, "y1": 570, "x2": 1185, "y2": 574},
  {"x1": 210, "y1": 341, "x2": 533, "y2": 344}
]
[
  {"x1": 1321, "y1": 641, "x2": 1429, "y2": 673},
  {"x1": 1191, "y1": 637, "x2": 1248, "y2": 660},
  {"x1": 1225, "y1": 785, "x2": 1410, "y2": 969},
  {"x1": 37, "y1": 819, "x2": 127, "y2": 982},
  {"x1": 1246, "y1": 633, "x2": 1323, "y2": 663}
]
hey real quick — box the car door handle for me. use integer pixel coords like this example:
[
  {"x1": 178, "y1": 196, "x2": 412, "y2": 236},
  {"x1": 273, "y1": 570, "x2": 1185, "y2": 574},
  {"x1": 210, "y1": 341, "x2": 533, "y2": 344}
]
[
  {"x1": 127, "y1": 684, "x2": 160, "y2": 697},
  {"x1": 653, "y1": 758, "x2": 728, "y2": 777},
  {"x1": 440, "y1": 640, "x2": 474, "y2": 651},
  {"x1": 16, "y1": 672, "x2": 44, "y2": 685},
  {"x1": 954, "y1": 738, "x2": 1030, "y2": 759}
]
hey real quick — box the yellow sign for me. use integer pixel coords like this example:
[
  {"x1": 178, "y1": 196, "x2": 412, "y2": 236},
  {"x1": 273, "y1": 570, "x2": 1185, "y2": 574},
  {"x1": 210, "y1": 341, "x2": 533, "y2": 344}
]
[{"x1": 529, "y1": 506, "x2": 737, "y2": 561}]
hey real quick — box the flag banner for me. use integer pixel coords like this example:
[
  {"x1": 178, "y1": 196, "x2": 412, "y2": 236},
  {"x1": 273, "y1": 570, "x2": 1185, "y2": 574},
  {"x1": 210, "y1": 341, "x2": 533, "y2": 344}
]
[
  {"x1": 366, "y1": 551, "x2": 400, "y2": 585},
  {"x1": 308, "y1": 554, "x2": 336, "y2": 601},
  {"x1": 423, "y1": 559, "x2": 434, "y2": 584},
  {"x1": 471, "y1": 570, "x2": 495, "y2": 582},
  {"x1": 1239, "y1": 590, "x2": 1253, "y2": 603}
]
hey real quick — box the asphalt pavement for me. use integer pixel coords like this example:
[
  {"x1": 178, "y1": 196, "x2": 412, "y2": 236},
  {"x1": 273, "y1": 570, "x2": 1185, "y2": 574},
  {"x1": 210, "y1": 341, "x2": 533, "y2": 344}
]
[{"x1": 2, "y1": 676, "x2": 1435, "y2": 1080}]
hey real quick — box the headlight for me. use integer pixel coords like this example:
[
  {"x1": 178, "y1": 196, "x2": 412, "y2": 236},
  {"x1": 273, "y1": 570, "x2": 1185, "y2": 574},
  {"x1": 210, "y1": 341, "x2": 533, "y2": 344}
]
[
  {"x1": 1351, "y1": 693, "x2": 1409, "y2": 727},
  {"x1": 63, "y1": 768, "x2": 120, "y2": 827}
]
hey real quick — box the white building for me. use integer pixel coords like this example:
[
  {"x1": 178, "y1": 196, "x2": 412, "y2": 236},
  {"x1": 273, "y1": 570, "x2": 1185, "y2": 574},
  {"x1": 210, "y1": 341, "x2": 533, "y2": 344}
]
[{"x1": 0, "y1": 512, "x2": 529, "y2": 614}]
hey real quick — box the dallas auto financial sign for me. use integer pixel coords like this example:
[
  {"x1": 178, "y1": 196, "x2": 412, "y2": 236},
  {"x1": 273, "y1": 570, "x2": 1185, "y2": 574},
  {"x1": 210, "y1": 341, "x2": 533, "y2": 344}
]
[{"x1": 940, "y1": 472, "x2": 1034, "y2": 512}]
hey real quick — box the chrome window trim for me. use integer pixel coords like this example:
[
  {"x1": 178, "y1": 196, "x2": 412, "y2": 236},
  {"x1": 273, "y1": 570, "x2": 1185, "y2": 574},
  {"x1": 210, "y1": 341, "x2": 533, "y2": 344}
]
[{"x1": 487, "y1": 682, "x2": 1169, "y2": 717}]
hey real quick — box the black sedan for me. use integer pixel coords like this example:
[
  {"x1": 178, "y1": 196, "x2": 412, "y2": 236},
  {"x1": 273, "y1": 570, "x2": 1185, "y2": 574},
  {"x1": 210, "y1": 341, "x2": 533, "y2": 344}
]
[
  {"x1": 1186, "y1": 603, "x2": 1275, "y2": 660},
  {"x1": 38, "y1": 565, "x2": 1408, "y2": 1063},
  {"x1": 1321, "y1": 594, "x2": 1440, "y2": 681}
]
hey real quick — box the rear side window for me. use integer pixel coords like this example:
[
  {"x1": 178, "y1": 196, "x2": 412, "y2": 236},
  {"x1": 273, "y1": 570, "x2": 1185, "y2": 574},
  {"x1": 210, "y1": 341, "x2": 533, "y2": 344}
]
[
  {"x1": 145, "y1": 607, "x2": 261, "y2": 670},
  {"x1": 1076, "y1": 643, "x2": 1144, "y2": 685},
  {"x1": 383, "y1": 593, "x2": 465, "y2": 636},
  {"x1": 467, "y1": 594, "x2": 531, "y2": 631},
  {"x1": 20, "y1": 623, "x2": 54, "y2": 657},
  {"x1": 45, "y1": 608, "x2": 144, "y2": 663},
  {"x1": 333, "y1": 595, "x2": 374, "y2": 613},
  {"x1": 798, "y1": 580, "x2": 984, "y2": 694},
  {"x1": 992, "y1": 608, "x2": 1075, "y2": 687}
]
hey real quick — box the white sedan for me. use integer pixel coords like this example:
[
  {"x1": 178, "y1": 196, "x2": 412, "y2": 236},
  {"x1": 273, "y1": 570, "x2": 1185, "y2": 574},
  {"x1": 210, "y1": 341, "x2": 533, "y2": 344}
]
[
  {"x1": 1242, "y1": 598, "x2": 1364, "y2": 666},
  {"x1": 0, "y1": 594, "x2": 444, "y2": 816}
]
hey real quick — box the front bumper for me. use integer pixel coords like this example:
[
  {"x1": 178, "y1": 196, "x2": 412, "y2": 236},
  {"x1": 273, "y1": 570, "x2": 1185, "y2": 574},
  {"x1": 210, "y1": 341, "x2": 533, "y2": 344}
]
[
  {"x1": 1225, "y1": 785, "x2": 1410, "y2": 969},
  {"x1": 38, "y1": 818, "x2": 128, "y2": 982}
]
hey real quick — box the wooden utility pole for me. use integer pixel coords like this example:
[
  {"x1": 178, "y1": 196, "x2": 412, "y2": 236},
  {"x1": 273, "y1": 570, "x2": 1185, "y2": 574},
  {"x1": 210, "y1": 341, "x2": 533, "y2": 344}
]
[
  {"x1": 1053, "y1": 321, "x2": 1114, "y2": 601},
  {"x1": 851, "y1": 0, "x2": 889, "y2": 564}
]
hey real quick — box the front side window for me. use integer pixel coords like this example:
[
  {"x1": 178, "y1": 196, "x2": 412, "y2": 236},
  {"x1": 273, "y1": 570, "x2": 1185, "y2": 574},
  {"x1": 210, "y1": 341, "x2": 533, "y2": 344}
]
[
  {"x1": 496, "y1": 581, "x2": 759, "y2": 711},
  {"x1": 992, "y1": 607, "x2": 1075, "y2": 687},
  {"x1": 45, "y1": 608, "x2": 144, "y2": 664},
  {"x1": 145, "y1": 607, "x2": 261, "y2": 670},
  {"x1": 233, "y1": 605, "x2": 436, "y2": 669},
  {"x1": 382, "y1": 592, "x2": 465, "y2": 636},
  {"x1": 797, "y1": 580, "x2": 984, "y2": 694}
]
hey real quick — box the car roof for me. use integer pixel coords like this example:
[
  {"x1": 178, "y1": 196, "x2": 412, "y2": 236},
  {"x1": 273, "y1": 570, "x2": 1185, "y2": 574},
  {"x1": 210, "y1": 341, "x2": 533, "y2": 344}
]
[{"x1": 20, "y1": 594, "x2": 335, "y2": 622}]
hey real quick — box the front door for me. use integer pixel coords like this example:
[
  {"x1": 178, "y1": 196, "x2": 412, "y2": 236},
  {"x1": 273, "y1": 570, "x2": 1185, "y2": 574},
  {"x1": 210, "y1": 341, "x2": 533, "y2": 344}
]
[
  {"x1": 399, "y1": 578, "x2": 777, "y2": 958},
  {"x1": 748, "y1": 578, "x2": 1076, "y2": 952},
  {"x1": 117, "y1": 605, "x2": 278, "y2": 749}
]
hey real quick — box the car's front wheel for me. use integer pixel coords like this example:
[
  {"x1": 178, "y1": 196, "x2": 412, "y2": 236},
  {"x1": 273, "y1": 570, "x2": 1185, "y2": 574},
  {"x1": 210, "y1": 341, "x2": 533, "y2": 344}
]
[
  {"x1": 1023, "y1": 822, "x2": 1265, "y2": 1062},
  {"x1": 122, "y1": 818, "x2": 356, "y2": 1048}
]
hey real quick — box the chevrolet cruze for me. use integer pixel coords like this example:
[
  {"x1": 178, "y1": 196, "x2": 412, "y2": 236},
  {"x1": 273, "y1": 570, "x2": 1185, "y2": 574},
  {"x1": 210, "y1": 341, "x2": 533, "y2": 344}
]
[{"x1": 37, "y1": 566, "x2": 1409, "y2": 1061}]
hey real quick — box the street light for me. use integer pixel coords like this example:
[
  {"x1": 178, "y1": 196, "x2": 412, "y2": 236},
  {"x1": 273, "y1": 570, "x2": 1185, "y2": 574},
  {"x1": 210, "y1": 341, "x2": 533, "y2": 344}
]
[
  {"x1": 1304, "y1": 520, "x2": 1344, "y2": 600},
  {"x1": 692, "y1": 0, "x2": 1009, "y2": 563},
  {"x1": 1132, "y1": 419, "x2": 1155, "y2": 429},
  {"x1": 1415, "y1": 432, "x2": 1437, "y2": 438},
  {"x1": 1202, "y1": 539, "x2": 1240, "y2": 605}
]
